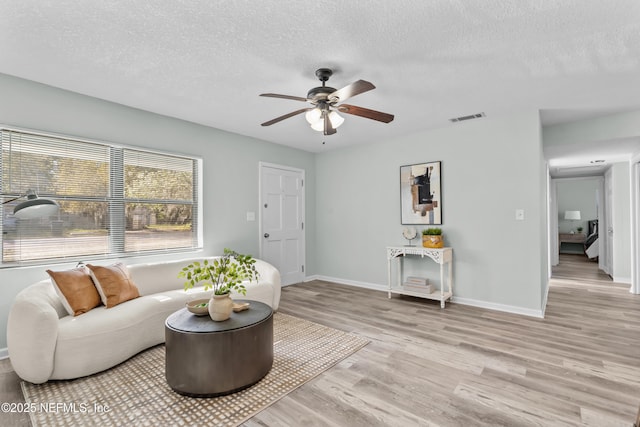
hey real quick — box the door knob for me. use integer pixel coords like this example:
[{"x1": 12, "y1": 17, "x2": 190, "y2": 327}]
[{"x1": 264, "y1": 233, "x2": 269, "y2": 238}]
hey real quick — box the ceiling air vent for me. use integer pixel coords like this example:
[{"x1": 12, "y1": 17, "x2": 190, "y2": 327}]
[{"x1": 449, "y1": 112, "x2": 485, "y2": 123}]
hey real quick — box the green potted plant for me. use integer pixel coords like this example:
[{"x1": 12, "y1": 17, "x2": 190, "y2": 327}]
[
  {"x1": 577, "y1": 226, "x2": 584, "y2": 234},
  {"x1": 178, "y1": 248, "x2": 260, "y2": 321},
  {"x1": 422, "y1": 227, "x2": 444, "y2": 248}
]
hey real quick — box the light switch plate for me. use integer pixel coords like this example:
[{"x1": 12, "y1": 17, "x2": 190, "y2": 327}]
[
  {"x1": 246, "y1": 211, "x2": 256, "y2": 222},
  {"x1": 515, "y1": 209, "x2": 525, "y2": 220}
]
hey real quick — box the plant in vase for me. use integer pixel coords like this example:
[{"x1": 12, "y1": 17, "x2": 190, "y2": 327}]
[
  {"x1": 178, "y1": 248, "x2": 260, "y2": 321},
  {"x1": 422, "y1": 227, "x2": 444, "y2": 248},
  {"x1": 577, "y1": 226, "x2": 584, "y2": 234}
]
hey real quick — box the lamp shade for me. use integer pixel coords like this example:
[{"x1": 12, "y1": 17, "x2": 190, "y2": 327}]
[
  {"x1": 305, "y1": 108, "x2": 322, "y2": 125},
  {"x1": 12, "y1": 191, "x2": 59, "y2": 219},
  {"x1": 328, "y1": 111, "x2": 344, "y2": 128},
  {"x1": 310, "y1": 111, "x2": 345, "y2": 132},
  {"x1": 564, "y1": 210, "x2": 581, "y2": 220}
]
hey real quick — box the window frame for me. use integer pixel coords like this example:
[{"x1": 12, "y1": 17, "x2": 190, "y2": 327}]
[{"x1": 0, "y1": 125, "x2": 203, "y2": 268}]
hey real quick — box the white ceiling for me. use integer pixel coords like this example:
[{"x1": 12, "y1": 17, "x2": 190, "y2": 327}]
[{"x1": 2, "y1": 1, "x2": 640, "y2": 156}]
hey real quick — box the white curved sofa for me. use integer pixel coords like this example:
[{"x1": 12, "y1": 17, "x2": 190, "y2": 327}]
[{"x1": 7, "y1": 257, "x2": 280, "y2": 384}]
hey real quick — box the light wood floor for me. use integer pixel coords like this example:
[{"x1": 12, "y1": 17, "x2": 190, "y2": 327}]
[
  {"x1": 2, "y1": 254, "x2": 638, "y2": 426},
  {"x1": 552, "y1": 253, "x2": 614, "y2": 284}
]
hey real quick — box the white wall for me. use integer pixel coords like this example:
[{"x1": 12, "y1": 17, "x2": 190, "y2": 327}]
[
  {"x1": 0, "y1": 73, "x2": 316, "y2": 351},
  {"x1": 556, "y1": 177, "x2": 600, "y2": 235},
  {"x1": 611, "y1": 163, "x2": 631, "y2": 283},
  {"x1": 315, "y1": 110, "x2": 546, "y2": 316},
  {"x1": 544, "y1": 110, "x2": 640, "y2": 147},
  {"x1": 0, "y1": 74, "x2": 552, "y2": 355}
]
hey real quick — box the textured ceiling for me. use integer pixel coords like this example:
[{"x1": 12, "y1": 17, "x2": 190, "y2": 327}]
[{"x1": 2, "y1": 0, "x2": 640, "y2": 155}]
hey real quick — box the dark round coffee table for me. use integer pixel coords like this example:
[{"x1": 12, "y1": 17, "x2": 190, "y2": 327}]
[{"x1": 165, "y1": 299, "x2": 273, "y2": 397}]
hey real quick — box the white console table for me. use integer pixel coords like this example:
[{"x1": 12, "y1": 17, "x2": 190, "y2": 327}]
[{"x1": 386, "y1": 246, "x2": 453, "y2": 308}]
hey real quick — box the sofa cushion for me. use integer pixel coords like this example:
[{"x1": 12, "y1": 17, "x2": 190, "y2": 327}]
[
  {"x1": 127, "y1": 259, "x2": 199, "y2": 296},
  {"x1": 46, "y1": 267, "x2": 102, "y2": 316},
  {"x1": 87, "y1": 263, "x2": 141, "y2": 308}
]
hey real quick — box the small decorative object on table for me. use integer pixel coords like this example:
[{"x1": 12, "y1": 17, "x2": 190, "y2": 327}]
[
  {"x1": 402, "y1": 227, "x2": 418, "y2": 246},
  {"x1": 186, "y1": 298, "x2": 210, "y2": 316},
  {"x1": 422, "y1": 227, "x2": 444, "y2": 248},
  {"x1": 232, "y1": 302, "x2": 250, "y2": 312},
  {"x1": 178, "y1": 248, "x2": 260, "y2": 322}
]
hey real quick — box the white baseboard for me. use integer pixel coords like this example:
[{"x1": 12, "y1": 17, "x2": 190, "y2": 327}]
[
  {"x1": 541, "y1": 280, "x2": 550, "y2": 317},
  {"x1": 452, "y1": 296, "x2": 544, "y2": 318},
  {"x1": 313, "y1": 275, "x2": 388, "y2": 292},
  {"x1": 0, "y1": 347, "x2": 8, "y2": 360},
  {"x1": 613, "y1": 276, "x2": 631, "y2": 284},
  {"x1": 306, "y1": 275, "x2": 544, "y2": 318}
]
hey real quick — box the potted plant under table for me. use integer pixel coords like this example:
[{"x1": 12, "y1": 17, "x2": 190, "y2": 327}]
[{"x1": 178, "y1": 248, "x2": 260, "y2": 321}]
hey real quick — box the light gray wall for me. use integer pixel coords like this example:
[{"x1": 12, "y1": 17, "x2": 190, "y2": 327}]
[
  {"x1": 611, "y1": 162, "x2": 631, "y2": 282},
  {"x1": 0, "y1": 73, "x2": 316, "y2": 350},
  {"x1": 556, "y1": 178, "x2": 600, "y2": 234},
  {"x1": 544, "y1": 110, "x2": 640, "y2": 147},
  {"x1": 0, "y1": 73, "x2": 551, "y2": 353},
  {"x1": 315, "y1": 110, "x2": 546, "y2": 314}
]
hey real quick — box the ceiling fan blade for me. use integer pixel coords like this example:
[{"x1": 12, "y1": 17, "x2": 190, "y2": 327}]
[
  {"x1": 337, "y1": 104, "x2": 394, "y2": 123},
  {"x1": 324, "y1": 114, "x2": 336, "y2": 136},
  {"x1": 261, "y1": 108, "x2": 311, "y2": 126},
  {"x1": 328, "y1": 80, "x2": 375, "y2": 103},
  {"x1": 260, "y1": 93, "x2": 309, "y2": 102}
]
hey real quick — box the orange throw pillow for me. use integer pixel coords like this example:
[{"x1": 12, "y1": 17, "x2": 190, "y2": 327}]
[
  {"x1": 87, "y1": 263, "x2": 140, "y2": 308},
  {"x1": 47, "y1": 267, "x2": 102, "y2": 316}
]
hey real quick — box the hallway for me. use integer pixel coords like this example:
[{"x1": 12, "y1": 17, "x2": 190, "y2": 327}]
[{"x1": 552, "y1": 253, "x2": 619, "y2": 286}]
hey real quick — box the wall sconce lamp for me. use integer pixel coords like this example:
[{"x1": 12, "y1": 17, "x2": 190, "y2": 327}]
[{"x1": 1, "y1": 190, "x2": 59, "y2": 219}]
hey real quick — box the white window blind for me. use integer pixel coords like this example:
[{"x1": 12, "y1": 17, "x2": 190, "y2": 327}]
[{"x1": 1, "y1": 127, "x2": 200, "y2": 265}]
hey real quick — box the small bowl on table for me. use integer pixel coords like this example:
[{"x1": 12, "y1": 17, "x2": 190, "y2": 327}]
[{"x1": 186, "y1": 298, "x2": 209, "y2": 316}]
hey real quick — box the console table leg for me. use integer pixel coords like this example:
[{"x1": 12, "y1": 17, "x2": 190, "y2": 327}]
[
  {"x1": 440, "y1": 262, "x2": 445, "y2": 308},
  {"x1": 387, "y1": 258, "x2": 392, "y2": 298}
]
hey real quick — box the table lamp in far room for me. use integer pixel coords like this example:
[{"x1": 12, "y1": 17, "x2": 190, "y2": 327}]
[{"x1": 564, "y1": 210, "x2": 581, "y2": 234}]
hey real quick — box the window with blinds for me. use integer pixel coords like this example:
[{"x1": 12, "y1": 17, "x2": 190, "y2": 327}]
[{"x1": 0, "y1": 128, "x2": 201, "y2": 265}]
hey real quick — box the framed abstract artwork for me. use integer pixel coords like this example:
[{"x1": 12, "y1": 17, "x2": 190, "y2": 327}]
[{"x1": 400, "y1": 161, "x2": 442, "y2": 225}]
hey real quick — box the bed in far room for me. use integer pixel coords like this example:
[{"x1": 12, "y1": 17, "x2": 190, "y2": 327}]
[{"x1": 585, "y1": 219, "x2": 599, "y2": 260}]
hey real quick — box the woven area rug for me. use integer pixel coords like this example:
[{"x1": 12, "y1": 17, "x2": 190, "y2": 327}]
[{"x1": 22, "y1": 313, "x2": 369, "y2": 427}]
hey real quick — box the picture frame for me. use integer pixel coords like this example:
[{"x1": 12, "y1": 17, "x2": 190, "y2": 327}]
[{"x1": 400, "y1": 161, "x2": 442, "y2": 225}]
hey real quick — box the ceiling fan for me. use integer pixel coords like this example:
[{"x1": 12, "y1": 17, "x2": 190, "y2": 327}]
[{"x1": 260, "y1": 68, "x2": 394, "y2": 136}]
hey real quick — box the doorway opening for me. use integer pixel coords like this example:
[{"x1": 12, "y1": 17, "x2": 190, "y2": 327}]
[{"x1": 552, "y1": 253, "x2": 612, "y2": 284}]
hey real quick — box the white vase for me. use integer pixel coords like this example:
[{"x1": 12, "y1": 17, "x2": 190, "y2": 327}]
[{"x1": 208, "y1": 293, "x2": 233, "y2": 321}]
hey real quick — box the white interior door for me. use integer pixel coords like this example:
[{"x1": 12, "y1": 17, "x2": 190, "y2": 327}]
[{"x1": 259, "y1": 163, "x2": 305, "y2": 286}]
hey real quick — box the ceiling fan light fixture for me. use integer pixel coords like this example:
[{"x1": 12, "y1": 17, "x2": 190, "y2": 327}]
[
  {"x1": 305, "y1": 108, "x2": 322, "y2": 125},
  {"x1": 328, "y1": 111, "x2": 344, "y2": 128},
  {"x1": 309, "y1": 110, "x2": 345, "y2": 132},
  {"x1": 260, "y1": 68, "x2": 394, "y2": 135},
  {"x1": 310, "y1": 119, "x2": 325, "y2": 132}
]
